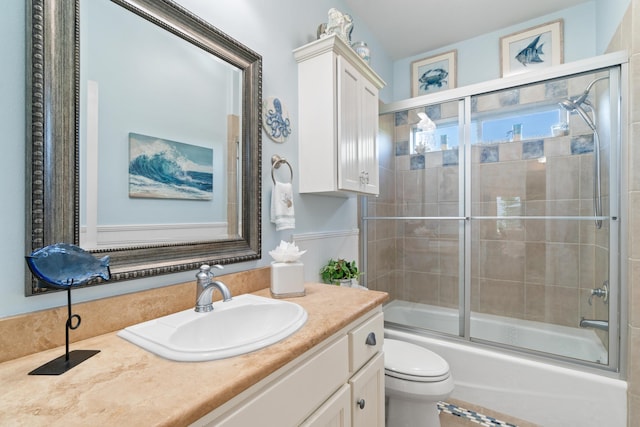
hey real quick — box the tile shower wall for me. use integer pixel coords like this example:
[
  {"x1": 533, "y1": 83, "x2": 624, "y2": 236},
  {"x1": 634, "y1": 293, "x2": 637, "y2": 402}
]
[
  {"x1": 367, "y1": 76, "x2": 611, "y2": 333},
  {"x1": 470, "y1": 139, "x2": 609, "y2": 329},
  {"x1": 366, "y1": 112, "x2": 399, "y2": 298},
  {"x1": 607, "y1": 1, "x2": 640, "y2": 424}
]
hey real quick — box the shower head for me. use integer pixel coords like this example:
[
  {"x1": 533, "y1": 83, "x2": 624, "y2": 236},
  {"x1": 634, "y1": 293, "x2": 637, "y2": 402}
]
[
  {"x1": 558, "y1": 98, "x2": 577, "y2": 110},
  {"x1": 557, "y1": 75, "x2": 610, "y2": 133},
  {"x1": 558, "y1": 98, "x2": 597, "y2": 131}
]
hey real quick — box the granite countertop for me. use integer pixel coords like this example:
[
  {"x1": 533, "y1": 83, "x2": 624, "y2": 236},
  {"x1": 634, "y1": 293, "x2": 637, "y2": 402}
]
[{"x1": 0, "y1": 283, "x2": 388, "y2": 426}]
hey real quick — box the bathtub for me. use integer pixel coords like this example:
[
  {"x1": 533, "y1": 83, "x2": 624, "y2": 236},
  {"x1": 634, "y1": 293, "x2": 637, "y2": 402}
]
[
  {"x1": 384, "y1": 300, "x2": 608, "y2": 364},
  {"x1": 383, "y1": 300, "x2": 627, "y2": 427}
]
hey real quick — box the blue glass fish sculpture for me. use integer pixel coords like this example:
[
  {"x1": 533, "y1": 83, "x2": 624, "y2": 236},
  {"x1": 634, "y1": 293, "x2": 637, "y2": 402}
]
[{"x1": 25, "y1": 243, "x2": 111, "y2": 289}]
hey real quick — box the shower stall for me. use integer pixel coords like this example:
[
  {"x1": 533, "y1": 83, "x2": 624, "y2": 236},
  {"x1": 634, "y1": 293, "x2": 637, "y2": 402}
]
[{"x1": 362, "y1": 53, "x2": 626, "y2": 373}]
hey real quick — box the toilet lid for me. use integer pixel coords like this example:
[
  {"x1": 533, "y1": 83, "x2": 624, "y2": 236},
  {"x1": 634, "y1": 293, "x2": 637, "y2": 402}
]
[{"x1": 384, "y1": 338, "x2": 450, "y2": 382}]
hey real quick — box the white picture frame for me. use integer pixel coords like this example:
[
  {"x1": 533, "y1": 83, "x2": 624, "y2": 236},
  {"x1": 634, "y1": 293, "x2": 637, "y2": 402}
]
[
  {"x1": 410, "y1": 50, "x2": 457, "y2": 97},
  {"x1": 500, "y1": 20, "x2": 564, "y2": 77}
]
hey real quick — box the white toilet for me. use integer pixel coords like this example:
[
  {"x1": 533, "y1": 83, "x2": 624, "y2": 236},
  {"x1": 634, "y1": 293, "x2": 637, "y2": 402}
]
[{"x1": 384, "y1": 338, "x2": 454, "y2": 427}]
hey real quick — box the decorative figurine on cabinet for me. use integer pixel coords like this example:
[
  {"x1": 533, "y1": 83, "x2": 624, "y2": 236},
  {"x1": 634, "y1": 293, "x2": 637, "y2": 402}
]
[{"x1": 319, "y1": 8, "x2": 353, "y2": 44}]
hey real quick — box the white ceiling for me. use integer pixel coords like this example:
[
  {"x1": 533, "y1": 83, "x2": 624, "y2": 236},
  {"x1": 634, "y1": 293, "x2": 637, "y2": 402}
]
[{"x1": 344, "y1": 0, "x2": 592, "y2": 60}]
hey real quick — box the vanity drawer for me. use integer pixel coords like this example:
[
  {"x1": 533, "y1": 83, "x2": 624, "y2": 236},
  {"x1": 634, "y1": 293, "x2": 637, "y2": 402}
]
[
  {"x1": 211, "y1": 336, "x2": 349, "y2": 427},
  {"x1": 349, "y1": 312, "x2": 383, "y2": 373}
]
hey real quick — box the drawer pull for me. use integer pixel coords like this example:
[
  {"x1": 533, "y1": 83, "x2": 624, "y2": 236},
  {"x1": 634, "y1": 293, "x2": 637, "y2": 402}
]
[
  {"x1": 357, "y1": 399, "x2": 366, "y2": 410},
  {"x1": 365, "y1": 332, "x2": 377, "y2": 346}
]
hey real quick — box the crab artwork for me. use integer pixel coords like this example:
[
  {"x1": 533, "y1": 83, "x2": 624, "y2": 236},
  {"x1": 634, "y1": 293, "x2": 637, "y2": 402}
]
[{"x1": 419, "y1": 68, "x2": 449, "y2": 92}]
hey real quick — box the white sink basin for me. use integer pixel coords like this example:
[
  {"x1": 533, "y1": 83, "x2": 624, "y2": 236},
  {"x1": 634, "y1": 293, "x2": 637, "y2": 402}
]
[{"x1": 117, "y1": 294, "x2": 307, "y2": 362}]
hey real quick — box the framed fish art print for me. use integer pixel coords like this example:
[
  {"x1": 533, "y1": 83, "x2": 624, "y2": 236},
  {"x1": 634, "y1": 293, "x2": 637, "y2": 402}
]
[
  {"x1": 411, "y1": 50, "x2": 457, "y2": 97},
  {"x1": 500, "y1": 20, "x2": 563, "y2": 77}
]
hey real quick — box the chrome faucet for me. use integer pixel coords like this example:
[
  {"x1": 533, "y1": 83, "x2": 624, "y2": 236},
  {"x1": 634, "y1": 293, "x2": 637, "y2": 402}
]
[
  {"x1": 588, "y1": 280, "x2": 609, "y2": 305},
  {"x1": 195, "y1": 264, "x2": 232, "y2": 312},
  {"x1": 579, "y1": 317, "x2": 609, "y2": 331}
]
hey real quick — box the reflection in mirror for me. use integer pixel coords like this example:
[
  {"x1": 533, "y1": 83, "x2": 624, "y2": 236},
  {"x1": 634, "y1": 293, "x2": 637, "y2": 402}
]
[
  {"x1": 25, "y1": 0, "x2": 262, "y2": 295},
  {"x1": 79, "y1": 0, "x2": 243, "y2": 249}
]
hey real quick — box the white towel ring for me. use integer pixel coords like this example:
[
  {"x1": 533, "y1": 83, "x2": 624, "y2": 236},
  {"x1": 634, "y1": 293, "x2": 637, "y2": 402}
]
[{"x1": 271, "y1": 155, "x2": 293, "y2": 184}]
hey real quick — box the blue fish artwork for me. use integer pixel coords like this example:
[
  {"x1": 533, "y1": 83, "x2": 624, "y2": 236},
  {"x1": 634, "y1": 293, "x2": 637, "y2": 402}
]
[
  {"x1": 25, "y1": 243, "x2": 111, "y2": 289},
  {"x1": 515, "y1": 34, "x2": 545, "y2": 66},
  {"x1": 418, "y1": 68, "x2": 448, "y2": 92}
]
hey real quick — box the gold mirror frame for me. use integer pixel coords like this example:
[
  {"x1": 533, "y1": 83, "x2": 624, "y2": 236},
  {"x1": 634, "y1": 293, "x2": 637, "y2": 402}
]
[{"x1": 25, "y1": 0, "x2": 262, "y2": 295}]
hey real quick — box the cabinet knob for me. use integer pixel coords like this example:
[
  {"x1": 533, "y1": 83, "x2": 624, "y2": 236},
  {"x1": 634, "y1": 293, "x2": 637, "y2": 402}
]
[
  {"x1": 365, "y1": 332, "x2": 376, "y2": 346},
  {"x1": 357, "y1": 399, "x2": 366, "y2": 410}
]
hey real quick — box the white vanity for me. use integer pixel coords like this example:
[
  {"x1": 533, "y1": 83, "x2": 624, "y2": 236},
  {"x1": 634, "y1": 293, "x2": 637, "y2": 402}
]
[
  {"x1": 0, "y1": 282, "x2": 388, "y2": 426},
  {"x1": 194, "y1": 308, "x2": 385, "y2": 426}
]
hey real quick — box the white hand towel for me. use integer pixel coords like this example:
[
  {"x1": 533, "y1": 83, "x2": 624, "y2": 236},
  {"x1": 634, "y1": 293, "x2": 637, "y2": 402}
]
[{"x1": 271, "y1": 181, "x2": 295, "y2": 231}]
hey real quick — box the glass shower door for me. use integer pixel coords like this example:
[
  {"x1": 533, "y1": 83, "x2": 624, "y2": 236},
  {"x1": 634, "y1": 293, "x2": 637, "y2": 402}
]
[
  {"x1": 367, "y1": 100, "x2": 465, "y2": 337},
  {"x1": 468, "y1": 69, "x2": 619, "y2": 365},
  {"x1": 367, "y1": 60, "x2": 623, "y2": 371}
]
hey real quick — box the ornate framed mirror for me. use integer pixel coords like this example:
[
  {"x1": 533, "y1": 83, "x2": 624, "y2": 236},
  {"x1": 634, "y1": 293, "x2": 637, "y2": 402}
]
[{"x1": 25, "y1": 0, "x2": 262, "y2": 295}]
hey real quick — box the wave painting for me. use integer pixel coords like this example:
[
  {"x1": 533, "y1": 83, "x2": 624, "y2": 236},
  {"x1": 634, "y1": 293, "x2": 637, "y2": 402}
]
[{"x1": 129, "y1": 133, "x2": 213, "y2": 200}]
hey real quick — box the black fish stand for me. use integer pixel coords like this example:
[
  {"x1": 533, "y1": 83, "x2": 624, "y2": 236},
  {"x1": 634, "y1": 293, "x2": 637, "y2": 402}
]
[
  {"x1": 29, "y1": 285, "x2": 100, "y2": 375},
  {"x1": 25, "y1": 243, "x2": 111, "y2": 375}
]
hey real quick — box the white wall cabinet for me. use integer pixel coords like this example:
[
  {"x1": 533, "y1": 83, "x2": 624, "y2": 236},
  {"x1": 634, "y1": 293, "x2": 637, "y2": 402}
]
[
  {"x1": 294, "y1": 35, "x2": 385, "y2": 197},
  {"x1": 194, "y1": 308, "x2": 384, "y2": 427}
]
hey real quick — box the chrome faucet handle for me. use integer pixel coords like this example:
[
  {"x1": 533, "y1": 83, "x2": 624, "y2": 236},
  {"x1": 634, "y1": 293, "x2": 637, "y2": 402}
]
[
  {"x1": 199, "y1": 263, "x2": 223, "y2": 272},
  {"x1": 203, "y1": 264, "x2": 223, "y2": 274},
  {"x1": 588, "y1": 281, "x2": 609, "y2": 306},
  {"x1": 197, "y1": 264, "x2": 223, "y2": 280},
  {"x1": 197, "y1": 265, "x2": 211, "y2": 284}
]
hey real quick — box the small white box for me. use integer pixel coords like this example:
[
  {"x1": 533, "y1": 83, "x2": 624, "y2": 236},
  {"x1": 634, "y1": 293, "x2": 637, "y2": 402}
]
[{"x1": 270, "y1": 262, "x2": 305, "y2": 298}]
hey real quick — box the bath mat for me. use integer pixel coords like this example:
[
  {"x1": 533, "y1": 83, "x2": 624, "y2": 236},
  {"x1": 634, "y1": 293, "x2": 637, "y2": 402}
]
[{"x1": 438, "y1": 401, "x2": 518, "y2": 427}]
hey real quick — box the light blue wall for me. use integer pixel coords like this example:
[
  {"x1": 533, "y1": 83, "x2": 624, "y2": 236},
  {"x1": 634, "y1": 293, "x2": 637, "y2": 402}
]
[
  {"x1": 391, "y1": 2, "x2": 597, "y2": 102},
  {"x1": 0, "y1": 0, "x2": 393, "y2": 317},
  {"x1": 0, "y1": 2, "x2": 28, "y2": 315},
  {"x1": 81, "y1": 0, "x2": 231, "y2": 225}
]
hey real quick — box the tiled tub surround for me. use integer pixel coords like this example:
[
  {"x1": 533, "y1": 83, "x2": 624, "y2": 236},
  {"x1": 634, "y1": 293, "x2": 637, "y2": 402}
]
[
  {"x1": 0, "y1": 271, "x2": 388, "y2": 426},
  {"x1": 374, "y1": 134, "x2": 610, "y2": 332},
  {"x1": 368, "y1": 73, "x2": 612, "y2": 337},
  {"x1": 608, "y1": 1, "x2": 640, "y2": 422}
]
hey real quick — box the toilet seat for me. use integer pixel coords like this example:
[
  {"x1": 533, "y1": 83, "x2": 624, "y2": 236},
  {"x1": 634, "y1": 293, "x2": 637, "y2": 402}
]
[{"x1": 384, "y1": 338, "x2": 450, "y2": 382}]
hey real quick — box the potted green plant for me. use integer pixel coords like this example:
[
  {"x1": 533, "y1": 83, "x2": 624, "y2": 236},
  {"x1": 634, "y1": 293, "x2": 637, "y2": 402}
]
[{"x1": 320, "y1": 258, "x2": 360, "y2": 286}]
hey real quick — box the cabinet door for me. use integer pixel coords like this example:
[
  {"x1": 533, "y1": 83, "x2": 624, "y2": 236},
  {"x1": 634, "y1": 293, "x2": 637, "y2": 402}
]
[
  {"x1": 349, "y1": 352, "x2": 385, "y2": 427},
  {"x1": 337, "y1": 55, "x2": 362, "y2": 193},
  {"x1": 301, "y1": 384, "x2": 352, "y2": 427},
  {"x1": 358, "y1": 78, "x2": 379, "y2": 195},
  {"x1": 337, "y1": 56, "x2": 379, "y2": 195}
]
